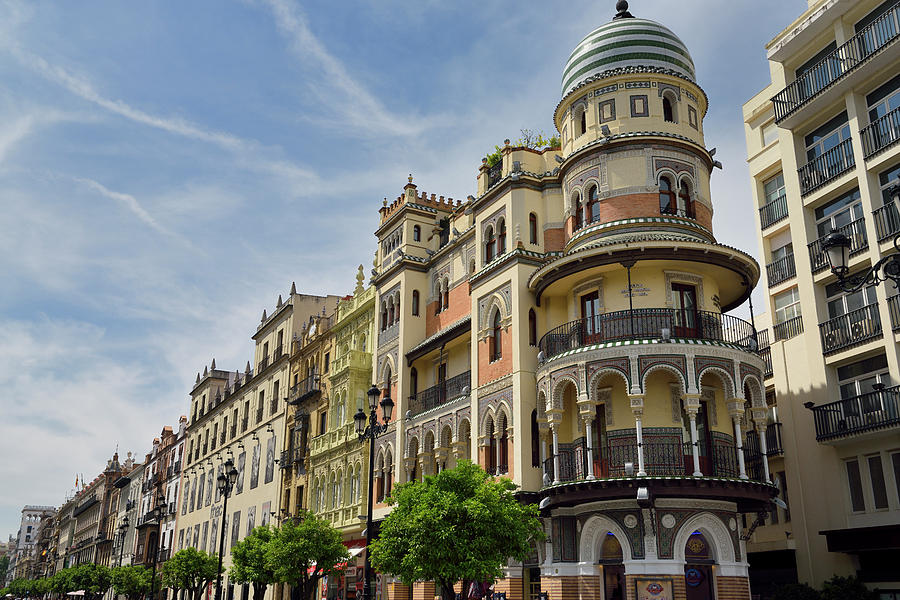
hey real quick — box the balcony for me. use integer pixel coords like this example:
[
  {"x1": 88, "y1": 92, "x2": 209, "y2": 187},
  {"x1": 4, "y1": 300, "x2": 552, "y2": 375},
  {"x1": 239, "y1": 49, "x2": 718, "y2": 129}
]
[
  {"x1": 258, "y1": 355, "x2": 270, "y2": 372},
  {"x1": 766, "y1": 254, "x2": 796, "y2": 287},
  {"x1": 279, "y1": 449, "x2": 292, "y2": 470},
  {"x1": 873, "y1": 203, "x2": 900, "y2": 242},
  {"x1": 774, "y1": 315, "x2": 804, "y2": 341},
  {"x1": 255, "y1": 406, "x2": 264, "y2": 424},
  {"x1": 487, "y1": 162, "x2": 503, "y2": 189},
  {"x1": 759, "y1": 194, "x2": 789, "y2": 229},
  {"x1": 773, "y1": 3, "x2": 900, "y2": 123},
  {"x1": 660, "y1": 204, "x2": 696, "y2": 220},
  {"x1": 273, "y1": 344, "x2": 284, "y2": 360},
  {"x1": 808, "y1": 218, "x2": 868, "y2": 273},
  {"x1": 290, "y1": 375, "x2": 321, "y2": 404},
  {"x1": 862, "y1": 105, "x2": 900, "y2": 158},
  {"x1": 241, "y1": 416, "x2": 248, "y2": 432},
  {"x1": 811, "y1": 385, "x2": 900, "y2": 441},
  {"x1": 819, "y1": 302, "x2": 882, "y2": 354},
  {"x1": 745, "y1": 422, "x2": 784, "y2": 457},
  {"x1": 798, "y1": 139, "x2": 855, "y2": 196},
  {"x1": 889, "y1": 295, "x2": 900, "y2": 330},
  {"x1": 759, "y1": 347, "x2": 773, "y2": 378},
  {"x1": 219, "y1": 431, "x2": 225, "y2": 445},
  {"x1": 408, "y1": 370, "x2": 472, "y2": 417},
  {"x1": 538, "y1": 309, "x2": 757, "y2": 362}
]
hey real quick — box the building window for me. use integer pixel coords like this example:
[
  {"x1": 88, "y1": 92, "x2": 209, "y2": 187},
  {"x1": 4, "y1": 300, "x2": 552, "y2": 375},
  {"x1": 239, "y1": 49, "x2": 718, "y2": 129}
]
[
  {"x1": 825, "y1": 279, "x2": 877, "y2": 323},
  {"x1": 773, "y1": 287, "x2": 801, "y2": 325},
  {"x1": 837, "y1": 354, "x2": 889, "y2": 408},
  {"x1": 529, "y1": 213, "x2": 538, "y2": 244},
  {"x1": 410, "y1": 368, "x2": 418, "y2": 397},
  {"x1": 662, "y1": 95, "x2": 675, "y2": 122},
  {"x1": 804, "y1": 112, "x2": 851, "y2": 164},
  {"x1": 868, "y1": 454, "x2": 889, "y2": 509},
  {"x1": 490, "y1": 311, "x2": 502, "y2": 362},
  {"x1": 630, "y1": 95, "x2": 649, "y2": 117},
  {"x1": 846, "y1": 459, "x2": 866, "y2": 512},
  {"x1": 413, "y1": 225, "x2": 420, "y2": 242},
  {"x1": 867, "y1": 73, "x2": 900, "y2": 126},
  {"x1": 598, "y1": 99, "x2": 615, "y2": 123},
  {"x1": 659, "y1": 176, "x2": 675, "y2": 215},
  {"x1": 764, "y1": 173, "x2": 785, "y2": 205},
  {"x1": 879, "y1": 163, "x2": 900, "y2": 207},
  {"x1": 442, "y1": 281, "x2": 449, "y2": 311},
  {"x1": 528, "y1": 309, "x2": 537, "y2": 346},
  {"x1": 485, "y1": 227, "x2": 496, "y2": 262},
  {"x1": 575, "y1": 107, "x2": 586, "y2": 135},
  {"x1": 678, "y1": 180, "x2": 694, "y2": 218},
  {"x1": 688, "y1": 105, "x2": 698, "y2": 129},
  {"x1": 815, "y1": 188, "x2": 863, "y2": 241},
  {"x1": 531, "y1": 410, "x2": 540, "y2": 467},
  {"x1": 319, "y1": 411, "x2": 327, "y2": 435},
  {"x1": 324, "y1": 352, "x2": 330, "y2": 373},
  {"x1": 412, "y1": 290, "x2": 419, "y2": 316},
  {"x1": 573, "y1": 193, "x2": 583, "y2": 230},
  {"x1": 497, "y1": 219, "x2": 507, "y2": 255},
  {"x1": 761, "y1": 121, "x2": 778, "y2": 146},
  {"x1": 586, "y1": 185, "x2": 599, "y2": 224},
  {"x1": 892, "y1": 452, "x2": 900, "y2": 504}
]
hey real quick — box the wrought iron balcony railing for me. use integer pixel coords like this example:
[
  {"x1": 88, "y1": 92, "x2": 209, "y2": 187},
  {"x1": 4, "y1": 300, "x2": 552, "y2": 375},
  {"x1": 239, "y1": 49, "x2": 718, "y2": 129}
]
[
  {"x1": 862, "y1": 105, "x2": 900, "y2": 158},
  {"x1": 889, "y1": 295, "x2": 900, "y2": 330},
  {"x1": 772, "y1": 2, "x2": 900, "y2": 122},
  {"x1": 290, "y1": 375, "x2": 321, "y2": 403},
  {"x1": 819, "y1": 303, "x2": 882, "y2": 354},
  {"x1": 773, "y1": 315, "x2": 803, "y2": 341},
  {"x1": 408, "y1": 370, "x2": 472, "y2": 417},
  {"x1": 766, "y1": 253, "x2": 796, "y2": 287},
  {"x1": 660, "y1": 204, "x2": 696, "y2": 219},
  {"x1": 811, "y1": 385, "x2": 900, "y2": 441},
  {"x1": 798, "y1": 138, "x2": 855, "y2": 196},
  {"x1": 487, "y1": 162, "x2": 503, "y2": 189},
  {"x1": 745, "y1": 422, "x2": 784, "y2": 457},
  {"x1": 759, "y1": 194, "x2": 789, "y2": 229},
  {"x1": 873, "y1": 203, "x2": 900, "y2": 242},
  {"x1": 538, "y1": 309, "x2": 758, "y2": 362},
  {"x1": 759, "y1": 346, "x2": 773, "y2": 378},
  {"x1": 808, "y1": 218, "x2": 868, "y2": 273}
]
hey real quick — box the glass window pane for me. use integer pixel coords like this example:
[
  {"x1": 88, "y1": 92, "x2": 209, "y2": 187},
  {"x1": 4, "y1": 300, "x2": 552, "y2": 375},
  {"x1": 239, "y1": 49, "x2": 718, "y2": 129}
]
[
  {"x1": 869, "y1": 455, "x2": 889, "y2": 509},
  {"x1": 846, "y1": 460, "x2": 866, "y2": 512}
]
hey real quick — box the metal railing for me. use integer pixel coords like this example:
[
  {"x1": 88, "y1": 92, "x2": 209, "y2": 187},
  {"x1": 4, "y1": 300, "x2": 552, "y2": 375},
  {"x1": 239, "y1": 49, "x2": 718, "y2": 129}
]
[
  {"x1": 889, "y1": 295, "x2": 900, "y2": 330},
  {"x1": 774, "y1": 315, "x2": 804, "y2": 341},
  {"x1": 538, "y1": 308, "x2": 758, "y2": 361},
  {"x1": 862, "y1": 105, "x2": 900, "y2": 158},
  {"x1": 291, "y1": 375, "x2": 321, "y2": 402},
  {"x1": 258, "y1": 355, "x2": 269, "y2": 372},
  {"x1": 873, "y1": 203, "x2": 900, "y2": 241},
  {"x1": 660, "y1": 204, "x2": 696, "y2": 219},
  {"x1": 487, "y1": 162, "x2": 503, "y2": 189},
  {"x1": 808, "y1": 218, "x2": 868, "y2": 273},
  {"x1": 773, "y1": 1, "x2": 900, "y2": 122},
  {"x1": 241, "y1": 416, "x2": 248, "y2": 432},
  {"x1": 811, "y1": 385, "x2": 900, "y2": 441},
  {"x1": 279, "y1": 449, "x2": 291, "y2": 470},
  {"x1": 256, "y1": 405, "x2": 264, "y2": 424},
  {"x1": 798, "y1": 138, "x2": 855, "y2": 196},
  {"x1": 766, "y1": 254, "x2": 796, "y2": 287},
  {"x1": 819, "y1": 303, "x2": 882, "y2": 354},
  {"x1": 760, "y1": 346, "x2": 773, "y2": 378},
  {"x1": 759, "y1": 194, "x2": 789, "y2": 229},
  {"x1": 408, "y1": 370, "x2": 472, "y2": 417},
  {"x1": 745, "y1": 422, "x2": 784, "y2": 457}
]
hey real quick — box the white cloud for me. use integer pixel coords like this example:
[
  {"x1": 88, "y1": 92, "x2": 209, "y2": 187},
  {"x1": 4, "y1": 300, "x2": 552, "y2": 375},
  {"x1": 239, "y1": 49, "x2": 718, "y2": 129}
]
[{"x1": 73, "y1": 177, "x2": 187, "y2": 242}]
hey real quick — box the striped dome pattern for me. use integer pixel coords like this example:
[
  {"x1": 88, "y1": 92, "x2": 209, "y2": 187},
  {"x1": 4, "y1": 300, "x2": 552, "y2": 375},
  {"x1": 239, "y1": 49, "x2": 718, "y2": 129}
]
[{"x1": 561, "y1": 18, "x2": 695, "y2": 97}]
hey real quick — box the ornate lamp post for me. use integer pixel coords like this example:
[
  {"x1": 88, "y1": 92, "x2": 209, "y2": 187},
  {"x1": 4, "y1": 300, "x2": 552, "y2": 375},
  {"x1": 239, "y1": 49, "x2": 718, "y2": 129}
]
[
  {"x1": 823, "y1": 179, "x2": 900, "y2": 291},
  {"x1": 214, "y1": 459, "x2": 239, "y2": 600},
  {"x1": 149, "y1": 491, "x2": 166, "y2": 600},
  {"x1": 353, "y1": 384, "x2": 394, "y2": 600},
  {"x1": 117, "y1": 516, "x2": 130, "y2": 566}
]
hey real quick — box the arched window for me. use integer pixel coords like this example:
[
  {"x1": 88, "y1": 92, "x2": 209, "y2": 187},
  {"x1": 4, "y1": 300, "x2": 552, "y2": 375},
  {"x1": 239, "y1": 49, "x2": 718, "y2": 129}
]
[
  {"x1": 529, "y1": 213, "x2": 538, "y2": 244},
  {"x1": 574, "y1": 193, "x2": 583, "y2": 230},
  {"x1": 485, "y1": 227, "x2": 496, "y2": 262},
  {"x1": 528, "y1": 309, "x2": 537, "y2": 346},
  {"x1": 531, "y1": 410, "x2": 540, "y2": 467},
  {"x1": 579, "y1": 109, "x2": 587, "y2": 135},
  {"x1": 663, "y1": 96, "x2": 675, "y2": 123},
  {"x1": 413, "y1": 225, "x2": 421, "y2": 241},
  {"x1": 381, "y1": 303, "x2": 388, "y2": 331},
  {"x1": 388, "y1": 299, "x2": 395, "y2": 326},
  {"x1": 490, "y1": 311, "x2": 502, "y2": 362},
  {"x1": 497, "y1": 220, "x2": 507, "y2": 255},
  {"x1": 659, "y1": 176, "x2": 675, "y2": 215},
  {"x1": 412, "y1": 290, "x2": 419, "y2": 316},
  {"x1": 442, "y1": 279, "x2": 449, "y2": 310},
  {"x1": 383, "y1": 367, "x2": 392, "y2": 401},
  {"x1": 469, "y1": 259, "x2": 476, "y2": 274},
  {"x1": 410, "y1": 368, "x2": 418, "y2": 397},
  {"x1": 679, "y1": 180, "x2": 694, "y2": 218},
  {"x1": 586, "y1": 185, "x2": 599, "y2": 224}
]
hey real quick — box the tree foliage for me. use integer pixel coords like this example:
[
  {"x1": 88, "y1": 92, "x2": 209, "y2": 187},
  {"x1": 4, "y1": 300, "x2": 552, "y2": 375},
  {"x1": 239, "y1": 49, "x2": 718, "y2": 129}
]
[
  {"x1": 230, "y1": 526, "x2": 277, "y2": 600},
  {"x1": 484, "y1": 129, "x2": 561, "y2": 167},
  {"x1": 265, "y1": 512, "x2": 349, "y2": 600},
  {"x1": 161, "y1": 548, "x2": 221, "y2": 600},
  {"x1": 66, "y1": 564, "x2": 112, "y2": 600},
  {"x1": 821, "y1": 575, "x2": 878, "y2": 600},
  {"x1": 111, "y1": 565, "x2": 156, "y2": 600},
  {"x1": 369, "y1": 460, "x2": 544, "y2": 600}
]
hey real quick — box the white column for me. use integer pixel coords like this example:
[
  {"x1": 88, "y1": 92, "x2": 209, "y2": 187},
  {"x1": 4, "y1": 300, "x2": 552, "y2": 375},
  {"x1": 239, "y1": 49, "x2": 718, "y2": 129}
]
[
  {"x1": 733, "y1": 416, "x2": 747, "y2": 479},
  {"x1": 689, "y1": 413, "x2": 702, "y2": 476},
  {"x1": 635, "y1": 416, "x2": 646, "y2": 476},
  {"x1": 584, "y1": 418, "x2": 595, "y2": 480},
  {"x1": 494, "y1": 434, "x2": 501, "y2": 475},
  {"x1": 551, "y1": 426, "x2": 560, "y2": 484},
  {"x1": 757, "y1": 426, "x2": 771, "y2": 483}
]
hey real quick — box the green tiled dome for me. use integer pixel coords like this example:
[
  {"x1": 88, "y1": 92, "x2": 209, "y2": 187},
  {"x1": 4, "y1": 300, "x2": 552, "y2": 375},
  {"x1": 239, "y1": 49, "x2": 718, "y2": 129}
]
[{"x1": 562, "y1": 16, "x2": 695, "y2": 97}]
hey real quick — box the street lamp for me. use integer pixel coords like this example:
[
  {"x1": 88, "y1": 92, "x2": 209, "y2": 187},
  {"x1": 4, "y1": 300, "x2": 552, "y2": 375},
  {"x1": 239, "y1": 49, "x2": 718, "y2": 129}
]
[
  {"x1": 149, "y1": 491, "x2": 166, "y2": 600},
  {"x1": 353, "y1": 384, "x2": 394, "y2": 600},
  {"x1": 214, "y1": 459, "x2": 239, "y2": 600},
  {"x1": 117, "y1": 516, "x2": 130, "y2": 566},
  {"x1": 823, "y1": 179, "x2": 900, "y2": 291}
]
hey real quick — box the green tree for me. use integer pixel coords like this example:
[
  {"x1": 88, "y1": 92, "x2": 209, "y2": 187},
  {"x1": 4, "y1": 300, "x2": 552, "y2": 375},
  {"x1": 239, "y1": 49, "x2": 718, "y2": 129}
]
[
  {"x1": 265, "y1": 512, "x2": 349, "y2": 600},
  {"x1": 8, "y1": 578, "x2": 34, "y2": 597},
  {"x1": 230, "y1": 526, "x2": 276, "y2": 600},
  {"x1": 111, "y1": 565, "x2": 155, "y2": 600},
  {"x1": 370, "y1": 460, "x2": 544, "y2": 600},
  {"x1": 32, "y1": 577, "x2": 52, "y2": 597},
  {"x1": 771, "y1": 583, "x2": 822, "y2": 600},
  {"x1": 161, "y1": 548, "x2": 221, "y2": 600},
  {"x1": 821, "y1": 575, "x2": 877, "y2": 600},
  {"x1": 0, "y1": 555, "x2": 10, "y2": 580},
  {"x1": 67, "y1": 564, "x2": 112, "y2": 600},
  {"x1": 49, "y1": 567, "x2": 74, "y2": 595}
]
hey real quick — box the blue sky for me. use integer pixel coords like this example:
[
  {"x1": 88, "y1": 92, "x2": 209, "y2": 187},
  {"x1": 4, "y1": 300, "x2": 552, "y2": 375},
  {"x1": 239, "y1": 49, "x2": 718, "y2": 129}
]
[{"x1": 0, "y1": 0, "x2": 805, "y2": 537}]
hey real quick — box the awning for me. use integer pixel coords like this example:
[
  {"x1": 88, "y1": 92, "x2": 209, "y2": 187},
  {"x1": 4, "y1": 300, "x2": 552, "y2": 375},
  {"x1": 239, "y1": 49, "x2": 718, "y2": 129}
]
[
  {"x1": 348, "y1": 547, "x2": 365, "y2": 558},
  {"x1": 821, "y1": 524, "x2": 900, "y2": 553}
]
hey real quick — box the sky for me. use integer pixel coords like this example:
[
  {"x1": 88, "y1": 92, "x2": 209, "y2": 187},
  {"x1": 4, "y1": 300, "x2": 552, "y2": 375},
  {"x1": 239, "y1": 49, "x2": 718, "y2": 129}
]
[{"x1": 0, "y1": 0, "x2": 806, "y2": 538}]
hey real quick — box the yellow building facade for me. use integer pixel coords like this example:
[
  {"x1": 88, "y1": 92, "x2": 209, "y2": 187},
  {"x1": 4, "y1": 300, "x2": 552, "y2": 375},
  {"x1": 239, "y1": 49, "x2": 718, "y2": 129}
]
[{"x1": 743, "y1": 0, "x2": 900, "y2": 594}]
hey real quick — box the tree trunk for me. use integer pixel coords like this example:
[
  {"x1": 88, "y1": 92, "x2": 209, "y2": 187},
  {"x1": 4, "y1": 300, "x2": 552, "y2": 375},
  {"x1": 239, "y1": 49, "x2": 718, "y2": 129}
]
[
  {"x1": 252, "y1": 584, "x2": 266, "y2": 600},
  {"x1": 439, "y1": 580, "x2": 456, "y2": 600}
]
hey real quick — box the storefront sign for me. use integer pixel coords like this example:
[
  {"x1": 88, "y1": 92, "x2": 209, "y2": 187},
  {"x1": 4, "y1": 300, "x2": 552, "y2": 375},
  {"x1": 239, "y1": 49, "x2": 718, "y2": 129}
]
[{"x1": 634, "y1": 577, "x2": 673, "y2": 600}]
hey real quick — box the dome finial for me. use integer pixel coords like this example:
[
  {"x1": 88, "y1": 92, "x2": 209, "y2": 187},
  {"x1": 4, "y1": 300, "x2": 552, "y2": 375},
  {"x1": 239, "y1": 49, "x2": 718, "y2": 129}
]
[{"x1": 613, "y1": 0, "x2": 634, "y2": 19}]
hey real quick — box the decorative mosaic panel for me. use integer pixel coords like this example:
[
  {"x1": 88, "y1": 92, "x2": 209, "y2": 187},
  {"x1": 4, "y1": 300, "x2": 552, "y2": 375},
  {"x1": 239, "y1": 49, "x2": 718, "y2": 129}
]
[
  {"x1": 656, "y1": 508, "x2": 694, "y2": 559},
  {"x1": 586, "y1": 357, "x2": 631, "y2": 388},
  {"x1": 695, "y1": 356, "x2": 736, "y2": 390},
  {"x1": 638, "y1": 355, "x2": 686, "y2": 387},
  {"x1": 606, "y1": 510, "x2": 645, "y2": 558},
  {"x1": 653, "y1": 158, "x2": 695, "y2": 178},
  {"x1": 739, "y1": 362, "x2": 762, "y2": 384}
]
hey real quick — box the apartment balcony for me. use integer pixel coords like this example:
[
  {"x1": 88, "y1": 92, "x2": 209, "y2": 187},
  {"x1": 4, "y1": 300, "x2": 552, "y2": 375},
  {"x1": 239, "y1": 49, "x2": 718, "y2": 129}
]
[
  {"x1": 289, "y1": 374, "x2": 321, "y2": 404},
  {"x1": 808, "y1": 218, "x2": 868, "y2": 273},
  {"x1": 873, "y1": 203, "x2": 900, "y2": 242},
  {"x1": 889, "y1": 295, "x2": 900, "y2": 330},
  {"x1": 766, "y1": 254, "x2": 796, "y2": 287},
  {"x1": 773, "y1": 3, "x2": 900, "y2": 125},
  {"x1": 759, "y1": 346, "x2": 773, "y2": 378},
  {"x1": 745, "y1": 422, "x2": 785, "y2": 457},
  {"x1": 255, "y1": 406, "x2": 264, "y2": 424},
  {"x1": 408, "y1": 370, "x2": 472, "y2": 417},
  {"x1": 273, "y1": 344, "x2": 284, "y2": 360},
  {"x1": 798, "y1": 139, "x2": 855, "y2": 196},
  {"x1": 241, "y1": 416, "x2": 248, "y2": 432},
  {"x1": 279, "y1": 449, "x2": 292, "y2": 470},
  {"x1": 819, "y1": 303, "x2": 882, "y2": 354},
  {"x1": 538, "y1": 308, "x2": 758, "y2": 362},
  {"x1": 759, "y1": 194, "x2": 789, "y2": 229},
  {"x1": 773, "y1": 315, "x2": 804, "y2": 341},
  {"x1": 811, "y1": 385, "x2": 900, "y2": 442},
  {"x1": 258, "y1": 355, "x2": 270, "y2": 373},
  {"x1": 862, "y1": 105, "x2": 900, "y2": 158}
]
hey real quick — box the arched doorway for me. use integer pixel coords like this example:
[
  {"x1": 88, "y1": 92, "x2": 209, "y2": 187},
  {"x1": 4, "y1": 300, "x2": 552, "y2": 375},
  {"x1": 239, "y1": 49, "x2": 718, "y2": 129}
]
[
  {"x1": 598, "y1": 533, "x2": 625, "y2": 600},
  {"x1": 684, "y1": 532, "x2": 715, "y2": 600}
]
